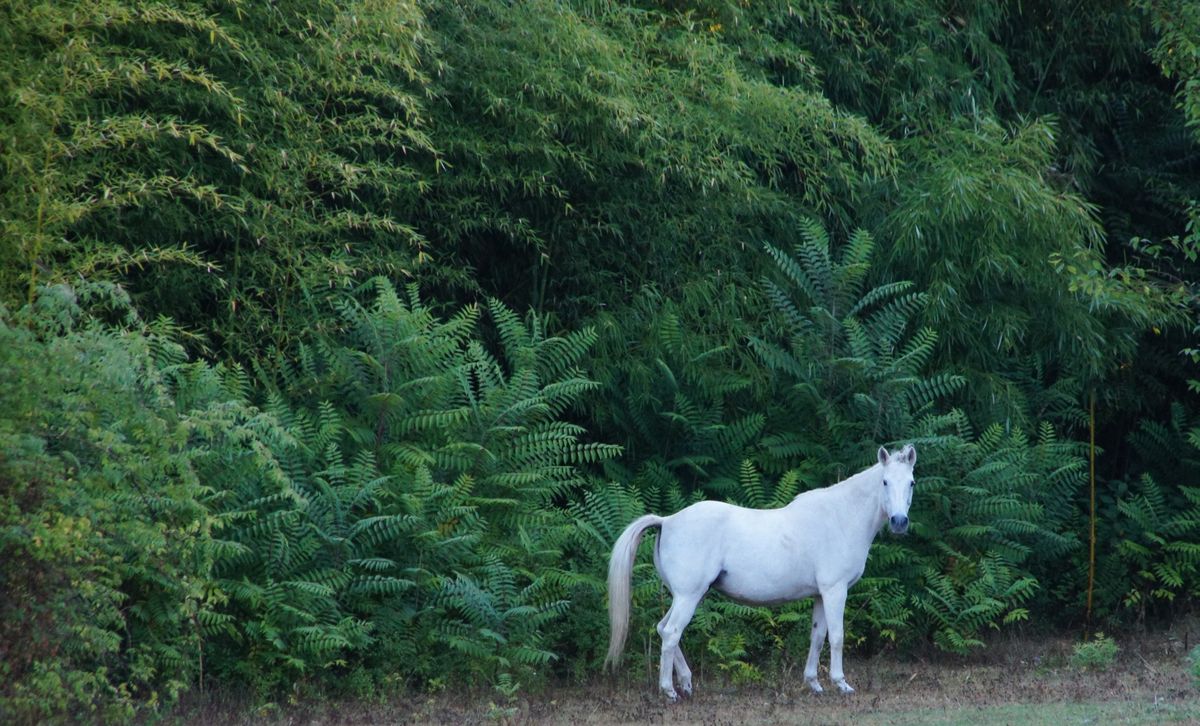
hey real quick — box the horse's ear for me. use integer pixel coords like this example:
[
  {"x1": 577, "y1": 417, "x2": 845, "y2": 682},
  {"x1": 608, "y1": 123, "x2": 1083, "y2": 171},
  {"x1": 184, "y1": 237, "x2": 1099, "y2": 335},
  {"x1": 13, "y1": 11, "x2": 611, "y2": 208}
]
[
  {"x1": 901, "y1": 444, "x2": 917, "y2": 466},
  {"x1": 878, "y1": 446, "x2": 890, "y2": 466}
]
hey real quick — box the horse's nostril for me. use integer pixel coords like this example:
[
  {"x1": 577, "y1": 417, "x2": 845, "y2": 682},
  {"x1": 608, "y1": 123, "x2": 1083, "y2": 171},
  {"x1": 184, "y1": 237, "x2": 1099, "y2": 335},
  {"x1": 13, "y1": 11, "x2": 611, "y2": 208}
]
[{"x1": 890, "y1": 515, "x2": 909, "y2": 530}]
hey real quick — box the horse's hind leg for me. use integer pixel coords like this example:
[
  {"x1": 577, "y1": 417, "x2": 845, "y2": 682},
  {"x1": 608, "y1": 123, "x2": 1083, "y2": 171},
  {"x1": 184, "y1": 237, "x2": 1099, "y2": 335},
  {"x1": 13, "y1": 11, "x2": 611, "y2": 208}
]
[
  {"x1": 656, "y1": 591, "x2": 702, "y2": 702},
  {"x1": 671, "y1": 644, "x2": 693, "y2": 696},
  {"x1": 654, "y1": 612, "x2": 694, "y2": 697},
  {"x1": 803, "y1": 596, "x2": 828, "y2": 693}
]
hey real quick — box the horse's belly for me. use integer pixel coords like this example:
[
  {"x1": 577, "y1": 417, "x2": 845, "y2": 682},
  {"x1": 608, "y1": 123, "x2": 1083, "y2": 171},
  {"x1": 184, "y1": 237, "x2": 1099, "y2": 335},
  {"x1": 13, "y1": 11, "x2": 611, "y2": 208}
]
[{"x1": 712, "y1": 568, "x2": 819, "y2": 605}]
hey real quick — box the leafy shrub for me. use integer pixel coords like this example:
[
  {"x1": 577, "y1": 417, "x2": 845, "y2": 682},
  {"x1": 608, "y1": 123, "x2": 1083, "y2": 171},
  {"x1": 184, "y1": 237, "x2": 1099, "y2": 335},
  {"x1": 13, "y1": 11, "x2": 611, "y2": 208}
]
[
  {"x1": 202, "y1": 279, "x2": 619, "y2": 692},
  {"x1": 1114, "y1": 405, "x2": 1200, "y2": 619},
  {"x1": 1070, "y1": 633, "x2": 1119, "y2": 671},
  {"x1": 751, "y1": 222, "x2": 1082, "y2": 654},
  {"x1": 0, "y1": 284, "x2": 216, "y2": 721}
]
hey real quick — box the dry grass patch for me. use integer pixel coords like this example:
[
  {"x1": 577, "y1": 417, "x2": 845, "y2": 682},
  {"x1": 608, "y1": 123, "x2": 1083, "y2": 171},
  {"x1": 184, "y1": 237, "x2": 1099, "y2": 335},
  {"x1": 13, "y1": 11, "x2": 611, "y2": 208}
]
[{"x1": 165, "y1": 628, "x2": 1200, "y2": 725}]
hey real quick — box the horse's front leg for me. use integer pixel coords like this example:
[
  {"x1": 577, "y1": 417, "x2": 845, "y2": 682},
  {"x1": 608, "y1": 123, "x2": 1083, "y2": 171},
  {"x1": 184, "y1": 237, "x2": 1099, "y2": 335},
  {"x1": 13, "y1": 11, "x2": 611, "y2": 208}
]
[
  {"x1": 820, "y1": 585, "x2": 854, "y2": 693},
  {"x1": 803, "y1": 596, "x2": 827, "y2": 693}
]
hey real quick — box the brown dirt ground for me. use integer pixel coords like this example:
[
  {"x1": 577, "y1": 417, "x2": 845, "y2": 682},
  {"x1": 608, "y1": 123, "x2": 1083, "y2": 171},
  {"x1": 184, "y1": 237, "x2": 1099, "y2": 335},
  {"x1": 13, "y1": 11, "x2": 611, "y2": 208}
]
[{"x1": 170, "y1": 627, "x2": 1200, "y2": 725}]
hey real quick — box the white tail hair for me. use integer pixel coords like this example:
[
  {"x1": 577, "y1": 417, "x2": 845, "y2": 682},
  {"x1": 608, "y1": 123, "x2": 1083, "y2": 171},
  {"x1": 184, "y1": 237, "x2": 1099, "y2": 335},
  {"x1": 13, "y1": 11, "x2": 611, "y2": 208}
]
[{"x1": 605, "y1": 513, "x2": 664, "y2": 670}]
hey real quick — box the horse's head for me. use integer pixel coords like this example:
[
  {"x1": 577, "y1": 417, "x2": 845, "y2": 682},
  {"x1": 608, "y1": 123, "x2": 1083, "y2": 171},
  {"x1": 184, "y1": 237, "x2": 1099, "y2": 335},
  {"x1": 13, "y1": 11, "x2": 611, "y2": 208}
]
[{"x1": 877, "y1": 444, "x2": 917, "y2": 534}]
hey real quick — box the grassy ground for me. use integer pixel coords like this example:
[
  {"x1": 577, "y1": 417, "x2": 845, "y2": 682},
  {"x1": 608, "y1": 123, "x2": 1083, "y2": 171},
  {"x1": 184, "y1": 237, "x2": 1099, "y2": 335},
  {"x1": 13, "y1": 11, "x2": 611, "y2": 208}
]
[{"x1": 168, "y1": 629, "x2": 1200, "y2": 725}]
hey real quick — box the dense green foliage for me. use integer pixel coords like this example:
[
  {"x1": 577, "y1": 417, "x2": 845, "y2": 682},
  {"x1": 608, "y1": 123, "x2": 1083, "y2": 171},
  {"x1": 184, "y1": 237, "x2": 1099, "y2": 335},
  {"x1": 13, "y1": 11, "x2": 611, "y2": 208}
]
[
  {"x1": 0, "y1": 285, "x2": 213, "y2": 720},
  {"x1": 3, "y1": 0, "x2": 1199, "y2": 719}
]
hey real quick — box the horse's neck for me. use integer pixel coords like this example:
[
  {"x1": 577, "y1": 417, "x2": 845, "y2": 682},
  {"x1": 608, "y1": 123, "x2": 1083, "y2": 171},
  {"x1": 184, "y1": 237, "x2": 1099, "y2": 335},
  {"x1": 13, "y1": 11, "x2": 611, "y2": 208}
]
[{"x1": 801, "y1": 464, "x2": 886, "y2": 546}]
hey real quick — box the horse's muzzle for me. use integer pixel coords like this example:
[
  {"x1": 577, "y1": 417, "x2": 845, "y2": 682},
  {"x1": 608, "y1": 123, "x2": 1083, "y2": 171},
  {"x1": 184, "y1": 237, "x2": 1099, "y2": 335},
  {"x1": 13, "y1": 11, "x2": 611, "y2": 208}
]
[{"x1": 889, "y1": 515, "x2": 909, "y2": 534}]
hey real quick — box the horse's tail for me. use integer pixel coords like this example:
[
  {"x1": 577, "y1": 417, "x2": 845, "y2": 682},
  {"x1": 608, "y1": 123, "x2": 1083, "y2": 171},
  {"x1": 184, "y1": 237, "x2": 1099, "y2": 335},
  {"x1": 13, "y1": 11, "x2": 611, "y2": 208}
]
[{"x1": 605, "y1": 513, "x2": 665, "y2": 671}]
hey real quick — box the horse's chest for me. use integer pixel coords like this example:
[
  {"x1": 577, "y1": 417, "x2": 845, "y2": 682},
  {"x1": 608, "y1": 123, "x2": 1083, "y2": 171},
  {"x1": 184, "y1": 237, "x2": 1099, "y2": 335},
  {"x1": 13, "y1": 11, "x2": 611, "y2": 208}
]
[{"x1": 836, "y1": 547, "x2": 869, "y2": 585}]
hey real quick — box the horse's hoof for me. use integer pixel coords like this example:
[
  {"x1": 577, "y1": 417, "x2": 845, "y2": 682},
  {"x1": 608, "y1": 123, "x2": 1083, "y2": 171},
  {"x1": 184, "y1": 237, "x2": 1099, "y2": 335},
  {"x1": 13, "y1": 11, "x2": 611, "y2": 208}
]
[
  {"x1": 663, "y1": 688, "x2": 679, "y2": 703},
  {"x1": 680, "y1": 682, "x2": 693, "y2": 697},
  {"x1": 834, "y1": 679, "x2": 855, "y2": 694},
  {"x1": 806, "y1": 678, "x2": 824, "y2": 694}
]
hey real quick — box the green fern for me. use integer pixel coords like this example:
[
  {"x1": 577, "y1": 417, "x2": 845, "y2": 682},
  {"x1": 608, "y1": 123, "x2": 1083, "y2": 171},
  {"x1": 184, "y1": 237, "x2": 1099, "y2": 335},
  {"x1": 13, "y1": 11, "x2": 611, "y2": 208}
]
[{"x1": 204, "y1": 278, "x2": 618, "y2": 690}]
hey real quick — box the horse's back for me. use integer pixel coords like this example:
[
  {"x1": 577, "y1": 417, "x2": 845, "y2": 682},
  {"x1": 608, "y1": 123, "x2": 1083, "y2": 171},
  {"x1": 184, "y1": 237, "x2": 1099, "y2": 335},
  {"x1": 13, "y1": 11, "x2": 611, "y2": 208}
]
[{"x1": 660, "y1": 499, "x2": 774, "y2": 548}]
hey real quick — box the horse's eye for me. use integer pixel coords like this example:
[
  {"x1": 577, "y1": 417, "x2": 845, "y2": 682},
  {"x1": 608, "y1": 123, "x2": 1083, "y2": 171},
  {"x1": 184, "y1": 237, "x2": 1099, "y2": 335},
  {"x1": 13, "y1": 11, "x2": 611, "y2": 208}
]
[{"x1": 883, "y1": 480, "x2": 889, "y2": 487}]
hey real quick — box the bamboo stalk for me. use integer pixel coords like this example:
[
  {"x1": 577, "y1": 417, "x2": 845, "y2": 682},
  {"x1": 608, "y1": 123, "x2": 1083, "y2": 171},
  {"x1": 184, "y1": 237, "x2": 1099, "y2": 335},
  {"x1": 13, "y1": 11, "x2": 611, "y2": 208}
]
[{"x1": 1086, "y1": 391, "x2": 1097, "y2": 628}]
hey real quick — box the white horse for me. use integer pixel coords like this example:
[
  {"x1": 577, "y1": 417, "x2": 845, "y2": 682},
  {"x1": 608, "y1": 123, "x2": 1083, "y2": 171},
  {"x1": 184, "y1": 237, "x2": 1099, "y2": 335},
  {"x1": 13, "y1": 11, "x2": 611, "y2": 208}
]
[{"x1": 605, "y1": 444, "x2": 917, "y2": 700}]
